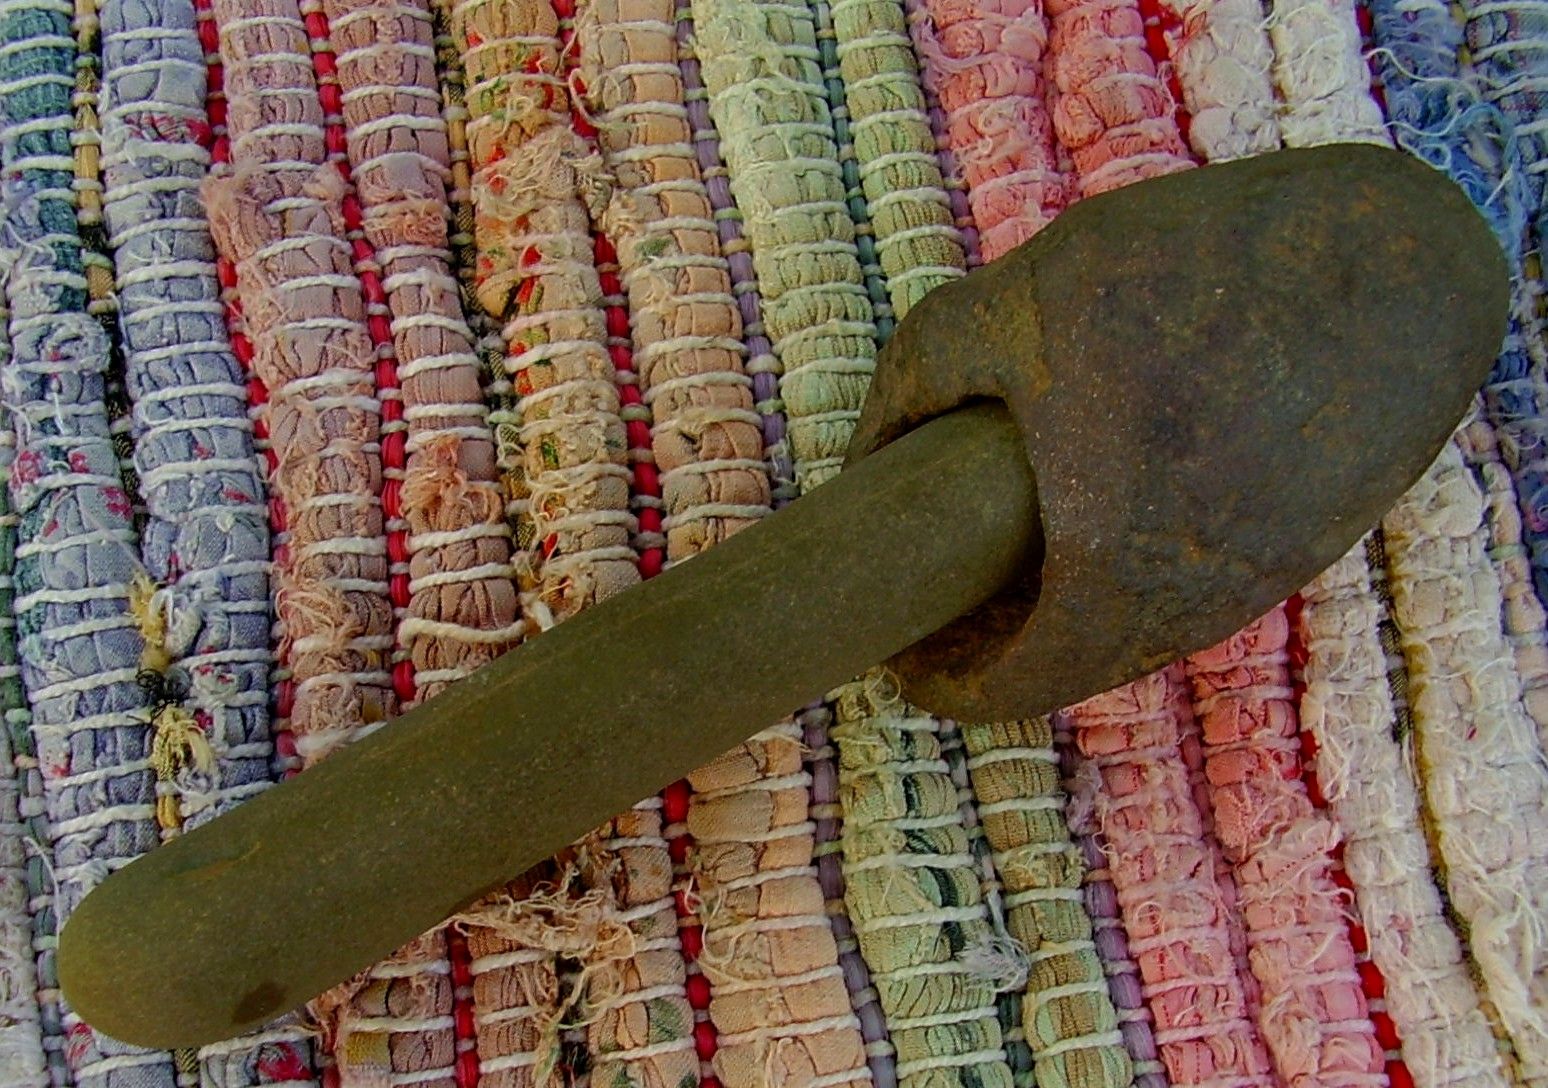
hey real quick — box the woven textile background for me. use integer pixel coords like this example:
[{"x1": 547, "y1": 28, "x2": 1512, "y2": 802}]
[{"x1": 0, "y1": 0, "x2": 1544, "y2": 1085}]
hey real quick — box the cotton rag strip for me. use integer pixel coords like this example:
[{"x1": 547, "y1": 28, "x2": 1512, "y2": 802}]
[
  {"x1": 0, "y1": 286, "x2": 47, "y2": 1088},
  {"x1": 1365, "y1": 0, "x2": 1548, "y2": 746},
  {"x1": 937, "y1": 720, "x2": 1035, "y2": 1088},
  {"x1": 812, "y1": 0, "x2": 898, "y2": 341},
  {"x1": 1260, "y1": 0, "x2": 1548, "y2": 1077},
  {"x1": 0, "y1": 0, "x2": 177, "y2": 1083},
  {"x1": 823, "y1": 0, "x2": 967, "y2": 318},
  {"x1": 1297, "y1": 547, "x2": 1511, "y2": 1088}
]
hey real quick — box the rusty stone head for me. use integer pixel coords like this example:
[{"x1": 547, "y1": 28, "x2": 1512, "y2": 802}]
[{"x1": 848, "y1": 144, "x2": 1507, "y2": 722}]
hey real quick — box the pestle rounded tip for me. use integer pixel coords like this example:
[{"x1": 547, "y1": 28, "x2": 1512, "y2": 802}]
[
  {"x1": 57, "y1": 819, "x2": 304, "y2": 1049},
  {"x1": 57, "y1": 876, "x2": 173, "y2": 1048}
]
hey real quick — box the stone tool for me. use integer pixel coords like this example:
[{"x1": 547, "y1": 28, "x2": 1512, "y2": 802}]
[{"x1": 56, "y1": 144, "x2": 1508, "y2": 1049}]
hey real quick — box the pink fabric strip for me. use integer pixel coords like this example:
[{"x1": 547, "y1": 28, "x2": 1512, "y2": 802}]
[
  {"x1": 1174, "y1": 683, "x2": 1262, "y2": 1038},
  {"x1": 1045, "y1": 0, "x2": 1192, "y2": 194},
  {"x1": 1069, "y1": 666, "x2": 1276, "y2": 1087},
  {"x1": 906, "y1": 0, "x2": 1071, "y2": 260},
  {"x1": 899, "y1": 0, "x2": 985, "y2": 268},
  {"x1": 1055, "y1": 715, "x2": 1170, "y2": 1088},
  {"x1": 1185, "y1": 614, "x2": 1386, "y2": 1086},
  {"x1": 205, "y1": 0, "x2": 397, "y2": 766}
]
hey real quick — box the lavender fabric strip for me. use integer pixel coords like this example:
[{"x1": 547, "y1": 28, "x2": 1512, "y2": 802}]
[
  {"x1": 0, "y1": 0, "x2": 175, "y2": 1082},
  {"x1": 100, "y1": 0, "x2": 276, "y2": 831},
  {"x1": 0, "y1": 251, "x2": 48, "y2": 1088}
]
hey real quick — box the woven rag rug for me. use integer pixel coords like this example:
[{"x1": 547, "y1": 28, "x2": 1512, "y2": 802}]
[{"x1": 0, "y1": 0, "x2": 1545, "y2": 1085}]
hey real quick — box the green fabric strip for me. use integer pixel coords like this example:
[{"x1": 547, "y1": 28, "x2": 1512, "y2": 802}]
[
  {"x1": 960, "y1": 720, "x2": 1132, "y2": 1088},
  {"x1": 938, "y1": 722, "x2": 1034, "y2": 1088},
  {"x1": 689, "y1": 0, "x2": 877, "y2": 492},
  {"x1": 823, "y1": 0, "x2": 966, "y2": 321},
  {"x1": 810, "y1": 0, "x2": 896, "y2": 340},
  {"x1": 831, "y1": 679, "x2": 1017, "y2": 1088}
]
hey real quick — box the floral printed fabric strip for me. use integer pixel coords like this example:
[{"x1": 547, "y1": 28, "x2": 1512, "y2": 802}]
[
  {"x1": 429, "y1": 0, "x2": 522, "y2": 538},
  {"x1": 455, "y1": 0, "x2": 637, "y2": 626},
  {"x1": 98, "y1": 1, "x2": 323, "y2": 1081},
  {"x1": 0, "y1": 304, "x2": 47, "y2": 1088},
  {"x1": 579, "y1": 803, "x2": 698, "y2": 1088},
  {"x1": 427, "y1": 0, "x2": 511, "y2": 498},
  {"x1": 99, "y1": 0, "x2": 276, "y2": 837},
  {"x1": 424, "y1": 48, "x2": 549, "y2": 1068},
  {"x1": 448, "y1": 3, "x2": 626, "y2": 1082},
  {"x1": 0, "y1": 0, "x2": 177, "y2": 1084},
  {"x1": 0, "y1": 299, "x2": 66, "y2": 1088}
]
